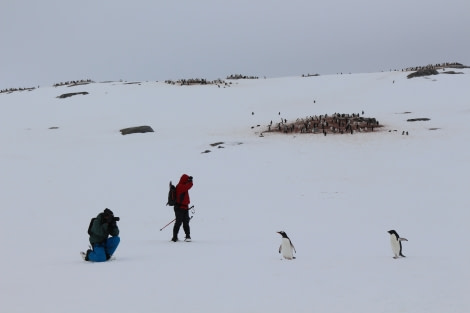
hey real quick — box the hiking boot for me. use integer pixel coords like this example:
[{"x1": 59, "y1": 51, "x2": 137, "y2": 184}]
[
  {"x1": 80, "y1": 249, "x2": 92, "y2": 261},
  {"x1": 171, "y1": 237, "x2": 178, "y2": 242},
  {"x1": 184, "y1": 236, "x2": 191, "y2": 242}
]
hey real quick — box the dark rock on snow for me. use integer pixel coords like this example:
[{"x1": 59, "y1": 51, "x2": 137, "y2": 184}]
[
  {"x1": 407, "y1": 118, "x2": 430, "y2": 122},
  {"x1": 407, "y1": 69, "x2": 439, "y2": 79},
  {"x1": 56, "y1": 92, "x2": 89, "y2": 98},
  {"x1": 120, "y1": 125, "x2": 154, "y2": 135}
]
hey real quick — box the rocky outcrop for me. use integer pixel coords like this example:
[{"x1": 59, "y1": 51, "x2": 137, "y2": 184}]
[
  {"x1": 407, "y1": 118, "x2": 430, "y2": 122},
  {"x1": 120, "y1": 125, "x2": 154, "y2": 135},
  {"x1": 442, "y1": 71, "x2": 464, "y2": 75},
  {"x1": 407, "y1": 68, "x2": 439, "y2": 79},
  {"x1": 56, "y1": 92, "x2": 89, "y2": 98}
]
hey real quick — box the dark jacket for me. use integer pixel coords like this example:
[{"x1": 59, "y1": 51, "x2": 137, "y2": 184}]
[
  {"x1": 175, "y1": 174, "x2": 193, "y2": 209},
  {"x1": 89, "y1": 213, "x2": 120, "y2": 245}
]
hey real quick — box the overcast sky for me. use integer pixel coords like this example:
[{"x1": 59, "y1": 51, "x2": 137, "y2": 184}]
[{"x1": 1, "y1": 0, "x2": 469, "y2": 88}]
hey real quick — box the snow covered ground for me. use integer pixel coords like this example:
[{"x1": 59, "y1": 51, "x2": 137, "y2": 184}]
[{"x1": 1, "y1": 69, "x2": 469, "y2": 313}]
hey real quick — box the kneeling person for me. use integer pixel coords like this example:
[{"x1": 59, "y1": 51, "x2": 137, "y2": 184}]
[{"x1": 83, "y1": 208, "x2": 120, "y2": 262}]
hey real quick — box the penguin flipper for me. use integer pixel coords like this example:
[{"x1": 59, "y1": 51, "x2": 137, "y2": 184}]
[
  {"x1": 288, "y1": 239, "x2": 296, "y2": 253},
  {"x1": 279, "y1": 245, "x2": 282, "y2": 254},
  {"x1": 399, "y1": 237, "x2": 408, "y2": 241}
]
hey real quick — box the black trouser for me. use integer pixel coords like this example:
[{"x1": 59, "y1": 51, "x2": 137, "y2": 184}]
[{"x1": 173, "y1": 206, "x2": 190, "y2": 239}]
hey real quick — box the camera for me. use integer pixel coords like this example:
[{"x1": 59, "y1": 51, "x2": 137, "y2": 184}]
[{"x1": 113, "y1": 217, "x2": 120, "y2": 222}]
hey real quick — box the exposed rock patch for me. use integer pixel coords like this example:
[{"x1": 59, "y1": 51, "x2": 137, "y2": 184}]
[
  {"x1": 56, "y1": 92, "x2": 89, "y2": 99},
  {"x1": 442, "y1": 71, "x2": 464, "y2": 75},
  {"x1": 210, "y1": 142, "x2": 224, "y2": 147},
  {"x1": 407, "y1": 68, "x2": 439, "y2": 79},
  {"x1": 407, "y1": 118, "x2": 430, "y2": 122},
  {"x1": 120, "y1": 125, "x2": 154, "y2": 135},
  {"x1": 202, "y1": 142, "x2": 242, "y2": 154}
]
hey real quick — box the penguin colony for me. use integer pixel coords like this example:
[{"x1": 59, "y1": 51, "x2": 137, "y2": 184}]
[
  {"x1": 226, "y1": 74, "x2": 259, "y2": 79},
  {"x1": 0, "y1": 86, "x2": 36, "y2": 94},
  {"x1": 266, "y1": 113, "x2": 382, "y2": 135},
  {"x1": 53, "y1": 79, "x2": 93, "y2": 87},
  {"x1": 1, "y1": 79, "x2": 95, "y2": 94},
  {"x1": 164, "y1": 78, "x2": 231, "y2": 87},
  {"x1": 164, "y1": 73, "x2": 260, "y2": 86}
]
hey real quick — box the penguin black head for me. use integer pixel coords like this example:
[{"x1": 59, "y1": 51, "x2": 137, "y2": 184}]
[
  {"x1": 277, "y1": 231, "x2": 289, "y2": 239},
  {"x1": 388, "y1": 229, "x2": 399, "y2": 238}
]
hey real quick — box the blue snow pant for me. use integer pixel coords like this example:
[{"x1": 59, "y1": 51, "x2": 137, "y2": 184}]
[{"x1": 88, "y1": 236, "x2": 120, "y2": 262}]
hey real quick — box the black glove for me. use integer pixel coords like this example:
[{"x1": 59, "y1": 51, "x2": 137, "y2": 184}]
[
  {"x1": 188, "y1": 176, "x2": 193, "y2": 182},
  {"x1": 102, "y1": 216, "x2": 111, "y2": 225}
]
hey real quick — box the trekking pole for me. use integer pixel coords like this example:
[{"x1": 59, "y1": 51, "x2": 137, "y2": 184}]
[
  {"x1": 159, "y1": 205, "x2": 195, "y2": 231},
  {"x1": 159, "y1": 218, "x2": 176, "y2": 231},
  {"x1": 189, "y1": 205, "x2": 195, "y2": 221}
]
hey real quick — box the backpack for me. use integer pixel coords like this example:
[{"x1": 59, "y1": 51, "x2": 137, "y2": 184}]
[
  {"x1": 166, "y1": 181, "x2": 176, "y2": 206},
  {"x1": 87, "y1": 217, "x2": 96, "y2": 235}
]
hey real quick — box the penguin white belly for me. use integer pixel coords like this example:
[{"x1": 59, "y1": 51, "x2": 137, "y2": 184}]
[
  {"x1": 280, "y1": 238, "x2": 294, "y2": 259},
  {"x1": 390, "y1": 237, "x2": 400, "y2": 258}
]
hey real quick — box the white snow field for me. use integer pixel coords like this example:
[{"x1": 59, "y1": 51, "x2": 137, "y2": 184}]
[{"x1": 1, "y1": 68, "x2": 469, "y2": 313}]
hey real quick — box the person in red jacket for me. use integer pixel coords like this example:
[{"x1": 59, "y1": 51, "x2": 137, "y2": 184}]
[{"x1": 172, "y1": 174, "x2": 193, "y2": 242}]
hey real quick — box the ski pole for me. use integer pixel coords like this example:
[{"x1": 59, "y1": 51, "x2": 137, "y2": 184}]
[{"x1": 159, "y1": 218, "x2": 175, "y2": 231}]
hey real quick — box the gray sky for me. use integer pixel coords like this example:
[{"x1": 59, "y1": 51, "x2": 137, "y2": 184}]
[{"x1": 1, "y1": 0, "x2": 469, "y2": 88}]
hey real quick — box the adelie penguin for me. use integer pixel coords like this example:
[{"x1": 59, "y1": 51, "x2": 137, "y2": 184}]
[
  {"x1": 277, "y1": 231, "x2": 296, "y2": 260},
  {"x1": 388, "y1": 230, "x2": 408, "y2": 259}
]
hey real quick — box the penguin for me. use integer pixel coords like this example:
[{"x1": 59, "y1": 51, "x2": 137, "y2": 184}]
[
  {"x1": 277, "y1": 231, "x2": 296, "y2": 260},
  {"x1": 388, "y1": 230, "x2": 408, "y2": 258}
]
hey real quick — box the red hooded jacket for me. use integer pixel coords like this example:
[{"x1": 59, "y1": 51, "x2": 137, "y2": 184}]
[{"x1": 175, "y1": 174, "x2": 193, "y2": 209}]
